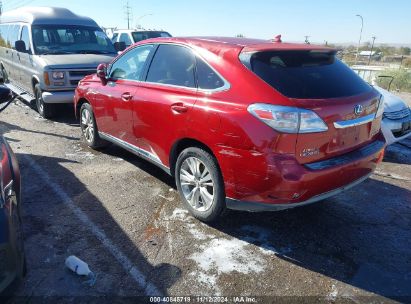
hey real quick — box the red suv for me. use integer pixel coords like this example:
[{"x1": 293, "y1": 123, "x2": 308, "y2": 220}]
[{"x1": 74, "y1": 37, "x2": 385, "y2": 222}]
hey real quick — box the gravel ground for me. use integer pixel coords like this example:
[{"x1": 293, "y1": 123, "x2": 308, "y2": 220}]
[{"x1": 1, "y1": 99, "x2": 410, "y2": 304}]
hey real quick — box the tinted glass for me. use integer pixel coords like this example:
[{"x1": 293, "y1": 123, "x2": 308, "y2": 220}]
[
  {"x1": 242, "y1": 51, "x2": 372, "y2": 99},
  {"x1": 111, "y1": 33, "x2": 118, "y2": 42},
  {"x1": 196, "y1": 58, "x2": 225, "y2": 90},
  {"x1": 109, "y1": 45, "x2": 153, "y2": 80},
  {"x1": 131, "y1": 31, "x2": 171, "y2": 43},
  {"x1": 119, "y1": 33, "x2": 132, "y2": 46},
  {"x1": 20, "y1": 26, "x2": 31, "y2": 53},
  {"x1": 146, "y1": 44, "x2": 196, "y2": 88},
  {"x1": 31, "y1": 25, "x2": 116, "y2": 55}
]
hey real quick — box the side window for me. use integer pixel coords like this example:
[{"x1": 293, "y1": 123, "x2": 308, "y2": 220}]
[
  {"x1": 196, "y1": 58, "x2": 225, "y2": 90},
  {"x1": 20, "y1": 26, "x2": 32, "y2": 53},
  {"x1": 8, "y1": 25, "x2": 20, "y2": 49},
  {"x1": 119, "y1": 33, "x2": 132, "y2": 47},
  {"x1": 0, "y1": 25, "x2": 7, "y2": 47},
  {"x1": 146, "y1": 44, "x2": 196, "y2": 88},
  {"x1": 111, "y1": 33, "x2": 118, "y2": 43},
  {"x1": 109, "y1": 44, "x2": 153, "y2": 80}
]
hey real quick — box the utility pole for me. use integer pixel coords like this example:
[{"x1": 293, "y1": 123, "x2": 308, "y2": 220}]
[
  {"x1": 368, "y1": 36, "x2": 376, "y2": 66},
  {"x1": 304, "y1": 36, "x2": 310, "y2": 44},
  {"x1": 124, "y1": 1, "x2": 132, "y2": 30}
]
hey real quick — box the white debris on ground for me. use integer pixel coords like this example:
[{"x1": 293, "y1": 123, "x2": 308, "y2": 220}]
[
  {"x1": 326, "y1": 284, "x2": 339, "y2": 301},
  {"x1": 163, "y1": 208, "x2": 291, "y2": 293}
]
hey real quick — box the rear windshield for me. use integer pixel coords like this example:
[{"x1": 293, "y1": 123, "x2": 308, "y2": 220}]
[
  {"x1": 240, "y1": 50, "x2": 372, "y2": 99},
  {"x1": 132, "y1": 31, "x2": 171, "y2": 42}
]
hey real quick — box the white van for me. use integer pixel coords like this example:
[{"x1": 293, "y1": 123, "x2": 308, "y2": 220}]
[{"x1": 0, "y1": 7, "x2": 118, "y2": 118}]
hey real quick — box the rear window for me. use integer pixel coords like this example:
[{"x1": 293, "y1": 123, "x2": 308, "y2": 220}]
[{"x1": 240, "y1": 50, "x2": 372, "y2": 99}]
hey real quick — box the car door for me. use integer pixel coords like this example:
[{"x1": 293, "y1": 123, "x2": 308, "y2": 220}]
[
  {"x1": 131, "y1": 44, "x2": 198, "y2": 166},
  {"x1": 92, "y1": 44, "x2": 155, "y2": 145},
  {"x1": 16, "y1": 25, "x2": 33, "y2": 91}
]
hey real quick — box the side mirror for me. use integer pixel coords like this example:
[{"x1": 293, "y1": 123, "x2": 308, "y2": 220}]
[
  {"x1": 15, "y1": 40, "x2": 26, "y2": 53},
  {"x1": 96, "y1": 63, "x2": 107, "y2": 83},
  {"x1": 114, "y1": 42, "x2": 126, "y2": 52},
  {"x1": 0, "y1": 85, "x2": 12, "y2": 102}
]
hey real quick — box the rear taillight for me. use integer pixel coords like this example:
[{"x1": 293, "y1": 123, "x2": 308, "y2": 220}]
[
  {"x1": 375, "y1": 94, "x2": 384, "y2": 118},
  {"x1": 248, "y1": 104, "x2": 328, "y2": 134}
]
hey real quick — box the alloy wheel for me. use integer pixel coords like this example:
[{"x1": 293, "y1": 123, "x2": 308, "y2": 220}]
[
  {"x1": 81, "y1": 108, "x2": 95, "y2": 144},
  {"x1": 179, "y1": 157, "x2": 215, "y2": 212}
]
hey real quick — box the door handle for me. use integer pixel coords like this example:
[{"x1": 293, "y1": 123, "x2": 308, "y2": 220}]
[
  {"x1": 121, "y1": 92, "x2": 133, "y2": 101},
  {"x1": 171, "y1": 103, "x2": 188, "y2": 114}
]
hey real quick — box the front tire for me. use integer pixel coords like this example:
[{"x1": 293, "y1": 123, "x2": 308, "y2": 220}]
[
  {"x1": 175, "y1": 147, "x2": 226, "y2": 222},
  {"x1": 34, "y1": 84, "x2": 55, "y2": 118},
  {"x1": 80, "y1": 103, "x2": 107, "y2": 149}
]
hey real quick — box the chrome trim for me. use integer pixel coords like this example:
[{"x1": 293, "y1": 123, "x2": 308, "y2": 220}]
[
  {"x1": 98, "y1": 132, "x2": 171, "y2": 174},
  {"x1": 333, "y1": 113, "x2": 375, "y2": 129},
  {"x1": 108, "y1": 42, "x2": 231, "y2": 94},
  {"x1": 226, "y1": 173, "x2": 372, "y2": 212}
]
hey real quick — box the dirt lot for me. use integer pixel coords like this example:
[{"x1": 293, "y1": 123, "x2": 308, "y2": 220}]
[{"x1": 1, "y1": 99, "x2": 410, "y2": 303}]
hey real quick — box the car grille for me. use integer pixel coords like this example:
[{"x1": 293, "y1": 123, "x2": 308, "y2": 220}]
[
  {"x1": 69, "y1": 70, "x2": 96, "y2": 77},
  {"x1": 383, "y1": 108, "x2": 411, "y2": 120},
  {"x1": 68, "y1": 69, "x2": 96, "y2": 87}
]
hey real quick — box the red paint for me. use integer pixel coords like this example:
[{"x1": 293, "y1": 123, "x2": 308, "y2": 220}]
[{"x1": 74, "y1": 37, "x2": 385, "y2": 208}]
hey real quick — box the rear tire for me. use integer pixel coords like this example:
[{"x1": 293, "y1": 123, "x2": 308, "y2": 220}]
[
  {"x1": 80, "y1": 103, "x2": 107, "y2": 149},
  {"x1": 34, "y1": 84, "x2": 55, "y2": 118},
  {"x1": 175, "y1": 147, "x2": 226, "y2": 222}
]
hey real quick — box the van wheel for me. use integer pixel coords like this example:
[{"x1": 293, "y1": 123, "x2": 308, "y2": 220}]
[
  {"x1": 175, "y1": 147, "x2": 226, "y2": 222},
  {"x1": 34, "y1": 84, "x2": 55, "y2": 118},
  {"x1": 80, "y1": 103, "x2": 107, "y2": 149}
]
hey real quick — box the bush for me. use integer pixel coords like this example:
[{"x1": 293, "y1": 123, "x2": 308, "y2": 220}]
[{"x1": 376, "y1": 68, "x2": 411, "y2": 92}]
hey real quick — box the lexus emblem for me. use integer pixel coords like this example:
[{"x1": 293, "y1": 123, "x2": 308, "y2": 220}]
[{"x1": 354, "y1": 105, "x2": 364, "y2": 116}]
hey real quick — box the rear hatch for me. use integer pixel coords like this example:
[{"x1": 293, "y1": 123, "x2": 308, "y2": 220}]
[{"x1": 241, "y1": 48, "x2": 382, "y2": 164}]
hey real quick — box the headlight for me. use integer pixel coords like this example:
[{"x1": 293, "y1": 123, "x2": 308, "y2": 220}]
[
  {"x1": 248, "y1": 103, "x2": 328, "y2": 133},
  {"x1": 375, "y1": 94, "x2": 384, "y2": 118},
  {"x1": 52, "y1": 71, "x2": 65, "y2": 80}
]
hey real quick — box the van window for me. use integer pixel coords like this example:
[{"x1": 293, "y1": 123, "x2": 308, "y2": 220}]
[
  {"x1": 131, "y1": 31, "x2": 171, "y2": 43},
  {"x1": 111, "y1": 33, "x2": 118, "y2": 42},
  {"x1": 8, "y1": 24, "x2": 20, "y2": 50},
  {"x1": 0, "y1": 25, "x2": 8, "y2": 47},
  {"x1": 146, "y1": 44, "x2": 196, "y2": 88},
  {"x1": 31, "y1": 25, "x2": 116, "y2": 55},
  {"x1": 20, "y1": 26, "x2": 32, "y2": 53}
]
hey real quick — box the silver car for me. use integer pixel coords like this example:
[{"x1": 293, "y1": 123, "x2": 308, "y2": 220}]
[
  {"x1": 374, "y1": 86, "x2": 411, "y2": 145},
  {"x1": 0, "y1": 7, "x2": 117, "y2": 118}
]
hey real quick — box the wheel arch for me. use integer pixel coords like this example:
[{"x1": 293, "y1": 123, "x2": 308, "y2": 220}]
[
  {"x1": 169, "y1": 138, "x2": 218, "y2": 177},
  {"x1": 31, "y1": 76, "x2": 41, "y2": 93},
  {"x1": 76, "y1": 97, "x2": 91, "y2": 119}
]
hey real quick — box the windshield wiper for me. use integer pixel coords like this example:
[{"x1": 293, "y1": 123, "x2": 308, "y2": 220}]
[
  {"x1": 40, "y1": 51, "x2": 76, "y2": 55},
  {"x1": 75, "y1": 50, "x2": 115, "y2": 54}
]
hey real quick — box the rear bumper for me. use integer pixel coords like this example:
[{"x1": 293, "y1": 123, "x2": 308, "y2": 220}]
[
  {"x1": 42, "y1": 91, "x2": 74, "y2": 104},
  {"x1": 226, "y1": 173, "x2": 372, "y2": 212},
  {"x1": 221, "y1": 139, "x2": 385, "y2": 211}
]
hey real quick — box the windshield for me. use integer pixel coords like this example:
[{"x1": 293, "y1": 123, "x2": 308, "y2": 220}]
[
  {"x1": 32, "y1": 25, "x2": 116, "y2": 55},
  {"x1": 241, "y1": 50, "x2": 372, "y2": 99},
  {"x1": 131, "y1": 31, "x2": 171, "y2": 42}
]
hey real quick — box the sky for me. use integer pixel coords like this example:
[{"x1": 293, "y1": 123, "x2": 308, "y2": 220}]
[{"x1": 2, "y1": 0, "x2": 411, "y2": 45}]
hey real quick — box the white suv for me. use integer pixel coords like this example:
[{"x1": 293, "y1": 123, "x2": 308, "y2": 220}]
[{"x1": 111, "y1": 29, "x2": 172, "y2": 48}]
